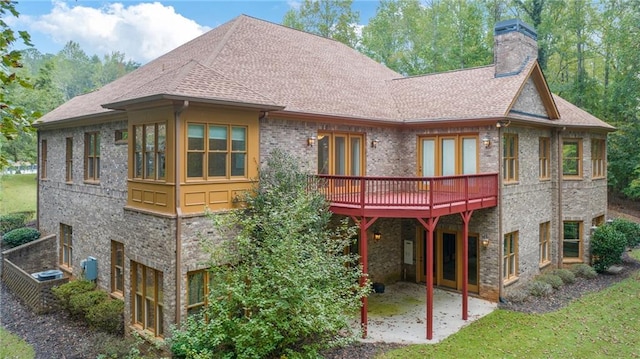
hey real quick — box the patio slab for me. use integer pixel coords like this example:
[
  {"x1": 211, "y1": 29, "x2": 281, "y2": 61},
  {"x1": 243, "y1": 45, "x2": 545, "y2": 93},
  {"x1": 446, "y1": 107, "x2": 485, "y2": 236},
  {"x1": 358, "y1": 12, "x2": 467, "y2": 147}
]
[{"x1": 360, "y1": 282, "x2": 497, "y2": 344}]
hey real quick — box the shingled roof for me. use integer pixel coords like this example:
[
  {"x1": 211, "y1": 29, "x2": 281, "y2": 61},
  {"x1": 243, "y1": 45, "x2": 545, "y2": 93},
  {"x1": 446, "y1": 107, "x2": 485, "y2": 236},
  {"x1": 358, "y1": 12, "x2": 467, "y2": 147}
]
[{"x1": 37, "y1": 14, "x2": 613, "y2": 131}]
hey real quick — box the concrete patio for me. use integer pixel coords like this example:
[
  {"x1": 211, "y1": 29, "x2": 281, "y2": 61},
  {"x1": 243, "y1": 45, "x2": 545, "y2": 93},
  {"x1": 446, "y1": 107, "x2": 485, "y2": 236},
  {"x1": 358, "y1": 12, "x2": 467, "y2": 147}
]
[{"x1": 361, "y1": 282, "x2": 497, "y2": 344}]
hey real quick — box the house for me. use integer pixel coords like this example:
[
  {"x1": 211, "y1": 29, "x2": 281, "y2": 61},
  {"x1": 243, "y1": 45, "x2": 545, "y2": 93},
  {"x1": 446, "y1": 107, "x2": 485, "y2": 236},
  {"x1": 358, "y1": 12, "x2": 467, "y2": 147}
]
[{"x1": 34, "y1": 16, "x2": 613, "y2": 340}]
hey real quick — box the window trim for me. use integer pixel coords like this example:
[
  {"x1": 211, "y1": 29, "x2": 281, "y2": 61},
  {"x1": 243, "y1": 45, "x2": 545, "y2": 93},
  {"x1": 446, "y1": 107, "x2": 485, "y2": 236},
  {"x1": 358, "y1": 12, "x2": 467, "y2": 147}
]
[
  {"x1": 562, "y1": 221, "x2": 583, "y2": 263},
  {"x1": 503, "y1": 231, "x2": 518, "y2": 283},
  {"x1": 41, "y1": 139, "x2": 47, "y2": 179},
  {"x1": 133, "y1": 123, "x2": 166, "y2": 181},
  {"x1": 186, "y1": 123, "x2": 248, "y2": 180},
  {"x1": 65, "y1": 137, "x2": 73, "y2": 182},
  {"x1": 111, "y1": 241, "x2": 124, "y2": 296},
  {"x1": 562, "y1": 138, "x2": 583, "y2": 179},
  {"x1": 187, "y1": 269, "x2": 213, "y2": 316},
  {"x1": 59, "y1": 224, "x2": 72, "y2": 269},
  {"x1": 591, "y1": 138, "x2": 606, "y2": 179},
  {"x1": 84, "y1": 132, "x2": 101, "y2": 182},
  {"x1": 539, "y1": 221, "x2": 551, "y2": 267},
  {"x1": 131, "y1": 262, "x2": 164, "y2": 337},
  {"x1": 503, "y1": 133, "x2": 519, "y2": 183},
  {"x1": 539, "y1": 137, "x2": 550, "y2": 180},
  {"x1": 318, "y1": 131, "x2": 366, "y2": 176},
  {"x1": 417, "y1": 134, "x2": 479, "y2": 177},
  {"x1": 115, "y1": 129, "x2": 128, "y2": 145}
]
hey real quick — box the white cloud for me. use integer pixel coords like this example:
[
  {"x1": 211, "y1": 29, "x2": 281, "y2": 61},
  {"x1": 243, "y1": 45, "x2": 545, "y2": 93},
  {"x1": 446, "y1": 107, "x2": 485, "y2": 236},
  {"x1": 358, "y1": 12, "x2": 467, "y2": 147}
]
[{"x1": 26, "y1": 1, "x2": 210, "y2": 63}]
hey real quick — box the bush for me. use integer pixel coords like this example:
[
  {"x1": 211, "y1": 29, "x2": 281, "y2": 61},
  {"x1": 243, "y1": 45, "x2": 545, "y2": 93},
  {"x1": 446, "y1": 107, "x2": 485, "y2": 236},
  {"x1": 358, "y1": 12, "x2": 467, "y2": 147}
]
[
  {"x1": 69, "y1": 290, "x2": 108, "y2": 318},
  {"x1": 0, "y1": 212, "x2": 31, "y2": 235},
  {"x1": 570, "y1": 263, "x2": 598, "y2": 279},
  {"x1": 528, "y1": 280, "x2": 553, "y2": 297},
  {"x1": 86, "y1": 299, "x2": 124, "y2": 335},
  {"x1": 610, "y1": 218, "x2": 640, "y2": 247},
  {"x1": 591, "y1": 224, "x2": 627, "y2": 272},
  {"x1": 2, "y1": 227, "x2": 40, "y2": 248},
  {"x1": 536, "y1": 273, "x2": 564, "y2": 289},
  {"x1": 503, "y1": 288, "x2": 529, "y2": 304},
  {"x1": 52, "y1": 280, "x2": 96, "y2": 310},
  {"x1": 549, "y1": 268, "x2": 576, "y2": 284}
]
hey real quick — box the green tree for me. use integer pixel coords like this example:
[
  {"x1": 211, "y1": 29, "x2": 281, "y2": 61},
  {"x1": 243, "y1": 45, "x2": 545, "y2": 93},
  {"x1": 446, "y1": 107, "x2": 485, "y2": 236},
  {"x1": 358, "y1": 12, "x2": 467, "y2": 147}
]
[
  {"x1": 170, "y1": 150, "x2": 369, "y2": 359},
  {"x1": 0, "y1": 0, "x2": 38, "y2": 169},
  {"x1": 283, "y1": 0, "x2": 360, "y2": 48}
]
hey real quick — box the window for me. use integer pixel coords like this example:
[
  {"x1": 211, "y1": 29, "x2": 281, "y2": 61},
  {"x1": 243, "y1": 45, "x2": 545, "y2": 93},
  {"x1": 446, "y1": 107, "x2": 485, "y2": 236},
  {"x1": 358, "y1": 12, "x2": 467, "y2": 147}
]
[
  {"x1": 563, "y1": 221, "x2": 582, "y2": 261},
  {"x1": 111, "y1": 241, "x2": 124, "y2": 295},
  {"x1": 59, "y1": 224, "x2": 72, "y2": 267},
  {"x1": 539, "y1": 222, "x2": 551, "y2": 265},
  {"x1": 132, "y1": 262, "x2": 164, "y2": 337},
  {"x1": 503, "y1": 133, "x2": 518, "y2": 182},
  {"x1": 187, "y1": 124, "x2": 247, "y2": 179},
  {"x1": 133, "y1": 123, "x2": 166, "y2": 180},
  {"x1": 317, "y1": 132, "x2": 364, "y2": 175},
  {"x1": 115, "y1": 129, "x2": 128, "y2": 144},
  {"x1": 539, "y1": 137, "x2": 550, "y2": 179},
  {"x1": 591, "y1": 139, "x2": 605, "y2": 179},
  {"x1": 65, "y1": 138, "x2": 73, "y2": 182},
  {"x1": 562, "y1": 139, "x2": 582, "y2": 178},
  {"x1": 503, "y1": 231, "x2": 518, "y2": 281},
  {"x1": 85, "y1": 132, "x2": 100, "y2": 181},
  {"x1": 419, "y1": 135, "x2": 478, "y2": 176},
  {"x1": 187, "y1": 270, "x2": 214, "y2": 316},
  {"x1": 41, "y1": 140, "x2": 47, "y2": 179},
  {"x1": 592, "y1": 215, "x2": 605, "y2": 228}
]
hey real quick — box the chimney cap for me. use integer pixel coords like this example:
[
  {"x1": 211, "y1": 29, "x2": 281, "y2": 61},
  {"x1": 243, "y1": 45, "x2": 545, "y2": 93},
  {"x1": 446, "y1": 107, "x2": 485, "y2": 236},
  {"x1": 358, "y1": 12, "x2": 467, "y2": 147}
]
[{"x1": 495, "y1": 19, "x2": 537, "y2": 40}]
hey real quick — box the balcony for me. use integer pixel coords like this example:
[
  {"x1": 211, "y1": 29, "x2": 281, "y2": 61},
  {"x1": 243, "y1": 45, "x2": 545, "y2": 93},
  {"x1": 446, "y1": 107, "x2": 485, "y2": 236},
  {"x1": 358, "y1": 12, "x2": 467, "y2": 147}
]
[{"x1": 315, "y1": 173, "x2": 499, "y2": 218}]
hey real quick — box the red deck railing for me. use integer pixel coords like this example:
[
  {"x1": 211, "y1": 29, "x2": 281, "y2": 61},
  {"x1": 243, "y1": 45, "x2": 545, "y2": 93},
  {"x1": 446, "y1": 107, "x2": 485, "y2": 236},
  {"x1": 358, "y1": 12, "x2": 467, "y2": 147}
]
[{"x1": 312, "y1": 173, "x2": 499, "y2": 217}]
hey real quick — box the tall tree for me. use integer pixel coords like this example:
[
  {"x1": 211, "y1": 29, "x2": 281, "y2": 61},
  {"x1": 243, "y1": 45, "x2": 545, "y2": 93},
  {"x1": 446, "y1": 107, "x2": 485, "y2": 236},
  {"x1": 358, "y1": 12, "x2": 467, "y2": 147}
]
[
  {"x1": 283, "y1": 0, "x2": 360, "y2": 48},
  {"x1": 0, "y1": 0, "x2": 38, "y2": 169}
]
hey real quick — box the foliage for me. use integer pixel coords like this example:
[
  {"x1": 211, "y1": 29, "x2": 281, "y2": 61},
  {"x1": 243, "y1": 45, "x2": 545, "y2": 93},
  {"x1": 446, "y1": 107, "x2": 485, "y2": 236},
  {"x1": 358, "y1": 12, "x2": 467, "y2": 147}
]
[
  {"x1": 527, "y1": 280, "x2": 553, "y2": 297},
  {"x1": 68, "y1": 290, "x2": 108, "y2": 318},
  {"x1": 381, "y1": 262, "x2": 640, "y2": 358},
  {"x1": 0, "y1": 174, "x2": 37, "y2": 216},
  {"x1": 535, "y1": 273, "x2": 563, "y2": 289},
  {"x1": 52, "y1": 280, "x2": 97, "y2": 310},
  {"x1": 170, "y1": 150, "x2": 368, "y2": 359},
  {"x1": 0, "y1": 211, "x2": 31, "y2": 234},
  {"x1": 283, "y1": 0, "x2": 360, "y2": 47},
  {"x1": 590, "y1": 224, "x2": 627, "y2": 272},
  {"x1": 86, "y1": 298, "x2": 124, "y2": 335},
  {"x1": 503, "y1": 288, "x2": 529, "y2": 304},
  {"x1": 549, "y1": 268, "x2": 576, "y2": 284},
  {"x1": 2, "y1": 227, "x2": 40, "y2": 248},
  {"x1": 609, "y1": 217, "x2": 640, "y2": 247},
  {"x1": 0, "y1": 327, "x2": 34, "y2": 359},
  {"x1": 0, "y1": 0, "x2": 39, "y2": 169},
  {"x1": 570, "y1": 263, "x2": 597, "y2": 279}
]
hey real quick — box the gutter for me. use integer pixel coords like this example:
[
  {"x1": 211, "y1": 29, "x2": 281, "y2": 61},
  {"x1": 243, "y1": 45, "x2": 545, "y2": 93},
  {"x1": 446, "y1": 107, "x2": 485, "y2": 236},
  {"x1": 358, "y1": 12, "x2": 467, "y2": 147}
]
[{"x1": 174, "y1": 100, "x2": 189, "y2": 327}]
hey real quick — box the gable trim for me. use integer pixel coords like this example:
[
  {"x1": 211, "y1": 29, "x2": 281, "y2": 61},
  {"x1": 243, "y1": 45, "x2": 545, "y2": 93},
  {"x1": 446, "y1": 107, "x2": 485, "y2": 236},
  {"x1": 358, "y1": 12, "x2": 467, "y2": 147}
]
[{"x1": 506, "y1": 61, "x2": 560, "y2": 120}]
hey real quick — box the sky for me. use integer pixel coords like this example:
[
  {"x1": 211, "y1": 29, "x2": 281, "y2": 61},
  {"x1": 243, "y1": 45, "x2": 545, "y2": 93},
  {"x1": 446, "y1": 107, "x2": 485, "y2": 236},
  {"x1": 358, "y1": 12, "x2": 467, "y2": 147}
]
[{"x1": 8, "y1": 0, "x2": 380, "y2": 64}]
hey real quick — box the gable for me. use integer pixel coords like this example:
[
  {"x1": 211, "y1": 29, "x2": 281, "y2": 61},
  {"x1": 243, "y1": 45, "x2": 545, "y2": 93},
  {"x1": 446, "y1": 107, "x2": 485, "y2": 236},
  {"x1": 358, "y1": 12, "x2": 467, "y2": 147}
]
[{"x1": 509, "y1": 77, "x2": 549, "y2": 119}]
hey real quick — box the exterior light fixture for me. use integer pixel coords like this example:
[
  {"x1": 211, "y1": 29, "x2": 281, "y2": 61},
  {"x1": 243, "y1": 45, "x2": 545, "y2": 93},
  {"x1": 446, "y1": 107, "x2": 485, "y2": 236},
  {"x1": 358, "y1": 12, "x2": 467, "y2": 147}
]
[
  {"x1": 590, "y1": 225, "x2": 598, "y2": 232},
  {"x1": 481, "y1": 236, "x2": 490, "y2": 248},
  {"x1": 606, "y1": 218, "x2": 614, "y2": 224},
  {"x1": 482, "y1": 135, "x2": 491, "y2": 148},
  {"x1": 496, "y1": 120, "x2": 511, "y2": 128},
  {"x1": 307, "y1": 136, "x2": 316, "y2": 147},
  {"x1": 371, "y1": 138, "x2": 380, "y2": 148},
  {"x1": 373, "y1": 231, "x2": 382, "y2": 241}
]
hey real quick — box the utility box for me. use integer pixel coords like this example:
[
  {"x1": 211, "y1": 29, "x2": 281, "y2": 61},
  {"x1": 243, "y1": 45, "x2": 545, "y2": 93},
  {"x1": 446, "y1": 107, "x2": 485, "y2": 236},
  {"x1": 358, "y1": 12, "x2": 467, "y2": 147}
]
[{"x1": 82, "y1": 256, "x2": 98, "y2": 281}]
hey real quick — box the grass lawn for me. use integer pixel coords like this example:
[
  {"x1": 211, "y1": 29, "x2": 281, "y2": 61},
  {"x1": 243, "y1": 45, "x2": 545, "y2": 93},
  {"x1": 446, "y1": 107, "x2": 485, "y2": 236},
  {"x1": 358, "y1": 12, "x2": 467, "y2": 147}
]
[
  {"x1": 380, "y1": 250, "x2": 640, "y2": 358},
  {"x1": 0, "y1": 173, "x2": 37, "y2": 215},
  {"x1": 0, "y1": 328, "x2": 35, "y2": 359}
]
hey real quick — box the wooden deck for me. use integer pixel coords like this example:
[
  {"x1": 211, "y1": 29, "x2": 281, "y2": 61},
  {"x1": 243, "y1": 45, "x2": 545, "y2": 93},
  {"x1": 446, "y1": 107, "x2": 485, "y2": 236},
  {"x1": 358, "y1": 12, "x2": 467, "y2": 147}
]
[{"x1": 315, "y1": 174, "x2": 499, "y2": 218}]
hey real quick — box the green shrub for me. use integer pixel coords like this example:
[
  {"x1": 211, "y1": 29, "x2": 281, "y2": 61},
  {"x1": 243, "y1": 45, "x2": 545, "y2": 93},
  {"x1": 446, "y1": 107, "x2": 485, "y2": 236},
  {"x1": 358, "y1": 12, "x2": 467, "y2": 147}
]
[
  {"x1": 610, "y1": 218, "x2": 640, "y2": 247},
  {"x1": 536, "y1": 273, "x2": 564, "y2": 289},
  {"x1": 0, "y1": 212, "x2": 31, "y2": 235},
  {"x1": 2, "y1": 227, "x2": 40, "y2": 248},
  {"x1": 528, "y1": 280, "x2": 553, "y2": 297},
  {"x1": 570, "y1": 263, "x2": 598, "y2": 279},
  {"x1": 549, "y1": 268, "x2": 576, "y2": 284},
  {"x1": 86, "y1": 299, "x2": 124, "y2": 335},
  {"x1": 591, "y1": 224, "x2": 627, "y2": 272},
  {"x1": 52, "y1": 280, "x2": 96, "y2": 310},
  {"x1": 69, "y1": 290, "x2": 108, "y2": 318}
]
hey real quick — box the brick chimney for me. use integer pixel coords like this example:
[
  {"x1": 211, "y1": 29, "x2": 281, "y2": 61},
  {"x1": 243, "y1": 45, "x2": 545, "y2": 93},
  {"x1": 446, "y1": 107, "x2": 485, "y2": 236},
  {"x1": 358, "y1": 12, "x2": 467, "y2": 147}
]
[{"x1": 494, "y1": 19, "x2": 537, "y2": 77}]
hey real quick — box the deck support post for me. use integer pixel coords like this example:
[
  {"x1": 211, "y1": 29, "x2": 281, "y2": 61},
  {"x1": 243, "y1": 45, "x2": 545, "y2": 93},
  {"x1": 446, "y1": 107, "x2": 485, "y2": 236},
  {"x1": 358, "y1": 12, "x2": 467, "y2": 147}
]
[
  {"x1": 351, "y1": 216, "x2": 378, "y2": 339},
  {"x1": 418, "y1": 216, "x2": 439, "y2": 340},
  {"x1": 460, "y1": 210, "x2": 473, "y2": 321}
]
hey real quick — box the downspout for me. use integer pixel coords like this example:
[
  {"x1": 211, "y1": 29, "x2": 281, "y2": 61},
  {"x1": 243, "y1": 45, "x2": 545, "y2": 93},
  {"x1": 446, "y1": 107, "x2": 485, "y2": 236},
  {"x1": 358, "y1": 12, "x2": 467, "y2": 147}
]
[
  {"x1": 556, "y1": 128, "x2": 564, "y2": 267},
  {"x1": 497, "y1": 124, "x2": 504, "y2": 301},
  {"x1": 174, "y1": 100, "x2": 189, "y2": 326},
  {"x1": 36, "y1": 130, "x2": 41, "y2": 230}
]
